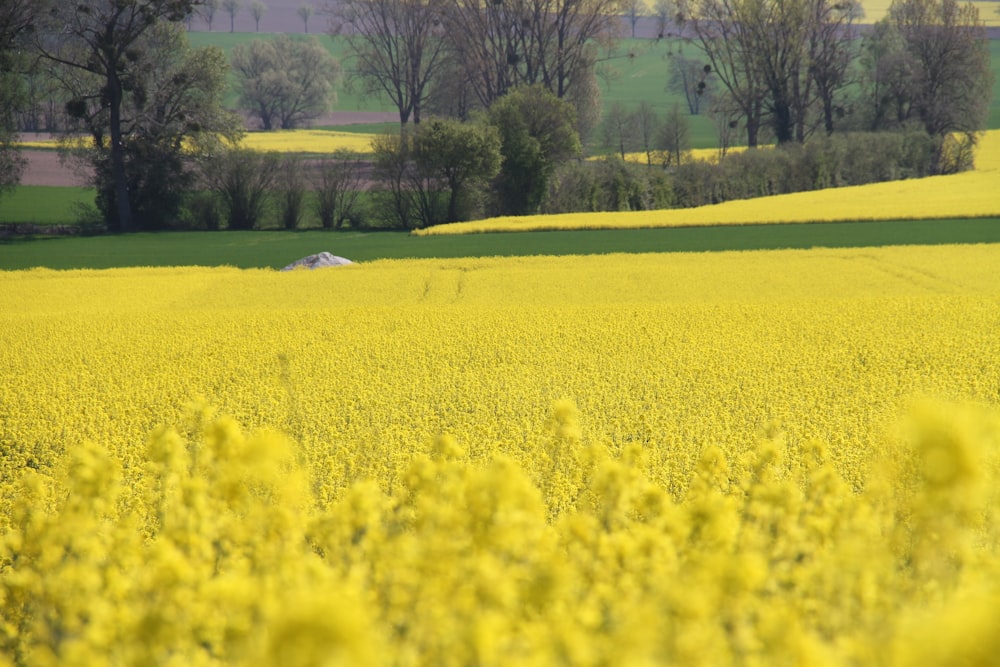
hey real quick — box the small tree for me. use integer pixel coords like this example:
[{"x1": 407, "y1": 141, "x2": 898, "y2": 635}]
[
  {"x1": 200, "y1": 0, "x2": 221, "y2": 31},
  {"x1": 276, "y1": 155, "x2": 307, "y2": 229},
  {"x1": 600, "y1": 103, "x2": 637, "y2": 160},
  {"x1": 222, "y1": 0, "x2": 241, "y2": 33},
  {"x1": 633, "y1": 102, "x2": 662, "y2": 165},
  {"x1": 371, "y1": 131, "x2": 417, "y2": 229},
  {"x1": 623, "y1": 0, "x2": 649, "y2": 37},
  {"x1": 201, "y1": 147, "x2": 280, "y2": 230},
  {"x1": 249, "y1": 1, "x2": 266, "y2": 31},
  {"x1": 298, "y1": 4, "x2": 314, "y2": 33},
  {"x1": 313, "y1": 150, "x2": 365, "y2": 229},
  {"x1": 653, "y1": 0, "x2": 678, "y2": 38},
  {"x1": 657, "y1": 103, "x2": 691, "y2": 166}
]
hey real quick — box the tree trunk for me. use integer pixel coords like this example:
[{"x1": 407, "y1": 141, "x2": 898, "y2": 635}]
[{"x1": 107, "y1": 70, "x2": 132, "y2": 232}]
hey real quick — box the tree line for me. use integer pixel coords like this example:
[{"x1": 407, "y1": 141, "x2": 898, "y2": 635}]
[{"x1": 0, "y1": 0, "x2": 993, "y2": 233}]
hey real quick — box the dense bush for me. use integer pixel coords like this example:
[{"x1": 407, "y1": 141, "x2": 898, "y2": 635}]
[
  {"x1": 669, "y1": 130, "x2": 949, "y2": 209},
  {"x1": 544, "y1": 158, "x2": 674, "y2": 214}
]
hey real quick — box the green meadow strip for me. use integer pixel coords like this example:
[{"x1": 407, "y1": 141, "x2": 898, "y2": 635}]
[{"x1": 2, "y1": 219, "x2": 999, "y2": 270}]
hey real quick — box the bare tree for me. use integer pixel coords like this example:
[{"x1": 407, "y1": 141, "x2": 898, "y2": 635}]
[
  {"x1": 441, "y1": 0, "x2": 622, "y2": 109},
  {"x1": 678, "y1": 0, "x2": 858, "y2": 145},
  {"x1": 886, "y1": 0, "x2": 991, "y2": 137},
  {"x1": 623, "y1": 0, "x2": 648, "y2": 38},
  {"x1": 667, "y1": 52, "x2": 714, "y2": 114},
  {"x1": 600, "y1": 103, "x2": 638, "y2": 159},
  {"x1": 328, "y1": 0, "x2": 449, "y2": 125},
  {"x1": 200, "y1": 0, "x2": 221, "y2": 31},
  {"x1": 250, "y1": 1, "x2": 267, "y2": 31},
  {"x1": 633, "y1": 101, "x2": 661, "y2": 165},
  {"x1": 653, "y1": 0, "x2": 678, "y2": 38},
  {"x1": 313, "y1": 150, "x2": 365, "y2": 229},
  {"x1": 676, "y1": 0, "x2": 766, "y2": 146},
  {"x1": 298, "y1": 3, "x2": 314, "y2": 32},
  {"x1": 656, "y1": 102, "x2": 690, "y2": 165},
  {"x1": 222, "y1": 0, "x2": 241, "y2": 32}
]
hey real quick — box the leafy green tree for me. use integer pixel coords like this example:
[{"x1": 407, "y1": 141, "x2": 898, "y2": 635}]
[
  {"x1": 487, "y1": 85, "x2": 581, "y2": 216},
  {"x1": 411, "y1": 117, "x2": 501, "y2": 224},
  {"x1": 37, "y1": 4, "x2": 239, "y2": 231},
  {"x1": 232, "y1": 35, "x2": 341, "y2": 130}
]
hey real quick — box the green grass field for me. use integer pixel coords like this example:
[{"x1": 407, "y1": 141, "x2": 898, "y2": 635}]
[
  {"x1": 2, "y1": 218, "x2": 999, "y2": 270},
  {"x1": 0, "y1": 187, "x2": 95, "y2": 225}
]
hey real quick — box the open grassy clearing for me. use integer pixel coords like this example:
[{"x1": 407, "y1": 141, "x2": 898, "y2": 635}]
[
  {"x1": 1, "y1": 218, "x2": 998, "y2": 270},
  {"x1": 0, "y1": 186, "x2": 94, "y2": 225}
]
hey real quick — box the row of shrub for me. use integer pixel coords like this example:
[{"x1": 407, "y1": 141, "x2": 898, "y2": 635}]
[
  {"x1": 542, "y1": 130, "x2": 973, "y2": 215},
  {"x1": 78, "y1": 128, "x2": 972, "y2": 233}
]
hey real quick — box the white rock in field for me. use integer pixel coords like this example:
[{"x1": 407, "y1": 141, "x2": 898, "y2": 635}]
[{"x1": 281, "y1": 252, "x2": 353, "y2": 271}]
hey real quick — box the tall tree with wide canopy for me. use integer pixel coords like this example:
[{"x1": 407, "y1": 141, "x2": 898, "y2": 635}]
[
  {"x1": 34, "y1": 0, "x2": 206, "y2": 231},
  {"x1": 885, "y1": 0, "x2": 992, "y2": 137},
  {"x1": 441, "y1": 0, "x2": 621, "y2": 109},
  {"x1": 677, "y1": 0, "x2": 859, "y2": 145},
  {"x1": 36, "y1": 1, "x2": 239, "y2": 231}
]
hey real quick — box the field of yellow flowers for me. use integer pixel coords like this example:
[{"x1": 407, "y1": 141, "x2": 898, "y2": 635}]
[
  {"x1": 3, "y1": 245, "x2": 1000, "y2": 666},
  {"x1": 416, "y1": 130, "x2": 1000, "y2": 235}
]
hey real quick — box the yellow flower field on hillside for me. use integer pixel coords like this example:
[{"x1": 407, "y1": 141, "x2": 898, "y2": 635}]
[
  {"x1": 236, "y1": 129, "x2": 377, "y2": 153},
  {"x1": 416, "y1": 130, "x2": 1000, "y2": 235},
  {"x1": 861, "y1": 0, "x2": 1000, "y2": 25},
  {"x1": 2, "y1": 245, "x2": 1000, "y2": 666},
  {"x1": 16, "y1": 129, "x2": 379, "y2": 154}
]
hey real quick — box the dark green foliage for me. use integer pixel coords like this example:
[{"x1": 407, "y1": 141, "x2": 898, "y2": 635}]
[
  {"x1": 370, "y1": 118, "x2": 503, "y2": 228},
  {"x1": 544, "y1": 158, "x2": 674, "y2": 214},
  {"x1": 667, "y1": 130, "x2": 943, "y2": 208},
  {"x1": 411, "y1": 118, "x2": 502, "y2": 225},
  {"x1": 488, "y1": 85, "x2": 582, "y2": 216},
  {"x1": 91, "y1": 134, "x2": 193, "y2": 230}
]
